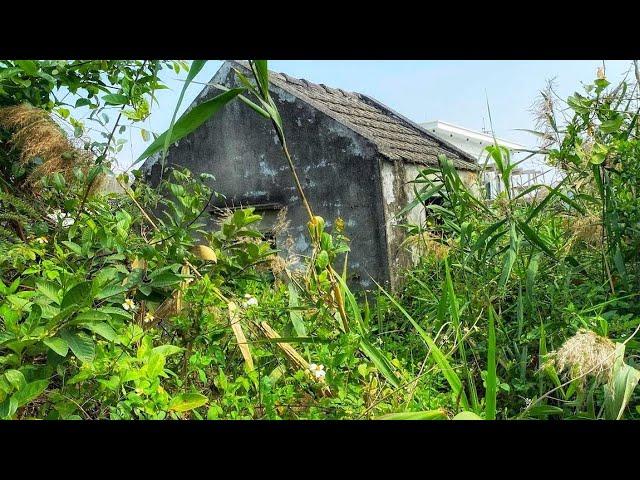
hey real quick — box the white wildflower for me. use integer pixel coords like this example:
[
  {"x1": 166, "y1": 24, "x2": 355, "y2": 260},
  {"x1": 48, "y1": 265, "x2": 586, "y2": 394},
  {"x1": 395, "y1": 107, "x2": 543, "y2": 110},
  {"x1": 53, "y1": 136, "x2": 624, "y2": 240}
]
[
  {"x1": 309, "y1": 363, "x2": 326, "y2": 380},
  {"x1": 122, "y1": 298, "x2": 137, "y2": 311},
  {"x1": 35, "y1": 236, "x2": 48, "y2": 244},
  {"x1": 47, "y1": 209, "x2": 75, "y2": 227},
  {"x1": 143, "y1": 312, "x2": 154, "y2": 324},
  {"x1": 241, "y1": 294, "x2": 258, "y2": 308}
]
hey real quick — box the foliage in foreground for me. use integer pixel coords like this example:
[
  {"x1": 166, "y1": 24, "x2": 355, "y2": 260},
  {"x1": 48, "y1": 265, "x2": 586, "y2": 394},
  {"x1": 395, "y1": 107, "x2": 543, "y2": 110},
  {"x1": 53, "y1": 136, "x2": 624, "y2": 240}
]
[
  {"x1": 1, "y1": 59, "x2": 640, "y2": 420},
  {"x1": 387, "y1": 67, "x2": 640, "y2": 419}
]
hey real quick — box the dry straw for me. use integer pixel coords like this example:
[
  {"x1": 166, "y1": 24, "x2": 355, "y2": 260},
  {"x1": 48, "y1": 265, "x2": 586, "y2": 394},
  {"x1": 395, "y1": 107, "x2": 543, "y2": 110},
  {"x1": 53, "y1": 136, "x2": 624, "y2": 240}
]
[
  {"x1": 402, "y1": 231, "x2": 451, "y2": 261},
  {"x1": 550, "y1": 329, "x2": 616, "y2": 383},
  {"x1": 0, "y1": 104, "x2": 93, "y2": 188}
]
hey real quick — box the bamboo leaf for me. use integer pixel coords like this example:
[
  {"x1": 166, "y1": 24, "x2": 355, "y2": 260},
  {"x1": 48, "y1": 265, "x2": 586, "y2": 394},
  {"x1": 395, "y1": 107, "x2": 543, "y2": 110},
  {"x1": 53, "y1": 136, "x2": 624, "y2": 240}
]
[
  {"x1": 159, "y1": 60, "x2": 208, "y2": 167},
  {"x1": 516, "y1": 220, "x2": 555, "y2": 258},
  {"x1": 134, "y1": 88, "x2": 245, "y2": 166}
]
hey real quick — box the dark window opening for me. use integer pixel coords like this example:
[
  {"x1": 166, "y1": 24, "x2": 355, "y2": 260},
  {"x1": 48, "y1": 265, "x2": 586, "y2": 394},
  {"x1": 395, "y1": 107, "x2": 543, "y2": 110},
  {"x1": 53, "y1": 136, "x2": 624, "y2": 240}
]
[{"x1": 422, "y1": 195, "x2": 445, "y2": 227}]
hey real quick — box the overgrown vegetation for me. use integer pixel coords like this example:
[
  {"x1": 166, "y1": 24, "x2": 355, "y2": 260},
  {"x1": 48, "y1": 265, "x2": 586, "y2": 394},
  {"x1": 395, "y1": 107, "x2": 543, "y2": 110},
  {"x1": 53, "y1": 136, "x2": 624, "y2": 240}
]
[{"x1": 1, "y1": 59, "x2": 639, "y2": 419}]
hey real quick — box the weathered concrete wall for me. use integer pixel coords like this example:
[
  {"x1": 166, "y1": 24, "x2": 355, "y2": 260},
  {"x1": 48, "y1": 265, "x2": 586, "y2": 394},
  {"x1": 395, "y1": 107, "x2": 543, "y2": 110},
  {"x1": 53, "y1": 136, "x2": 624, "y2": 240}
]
[
  {"x1": 146, "y1": 62, "x2": 389, "y2": 290},
  {"x1": 379, "y1": 159, "x2": 478, "y2": 289},
  {"x1": 379, "y1": 159, "x2": 419, "y2": 289}
]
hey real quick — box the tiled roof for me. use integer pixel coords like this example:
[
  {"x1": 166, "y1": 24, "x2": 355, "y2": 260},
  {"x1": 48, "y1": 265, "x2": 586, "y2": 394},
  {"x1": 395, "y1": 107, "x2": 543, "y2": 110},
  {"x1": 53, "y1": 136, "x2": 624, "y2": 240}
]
[{"x1": 229, "y1": 61, "x2": 478, "y2": 171}]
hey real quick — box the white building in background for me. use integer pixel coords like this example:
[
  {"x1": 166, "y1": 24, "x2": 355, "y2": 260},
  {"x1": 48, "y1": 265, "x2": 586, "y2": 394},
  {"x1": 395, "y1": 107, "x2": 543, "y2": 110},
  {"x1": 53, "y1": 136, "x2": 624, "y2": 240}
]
[{"x1": 421, "y1": 120, "x2": 558, "y2": 199}]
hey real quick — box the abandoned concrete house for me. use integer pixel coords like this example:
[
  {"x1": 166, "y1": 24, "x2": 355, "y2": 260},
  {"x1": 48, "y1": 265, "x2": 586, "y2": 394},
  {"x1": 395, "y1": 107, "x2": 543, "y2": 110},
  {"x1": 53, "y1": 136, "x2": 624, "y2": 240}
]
[{"x1": 143, "y1": 60, "x2": 479, "y2": 289}]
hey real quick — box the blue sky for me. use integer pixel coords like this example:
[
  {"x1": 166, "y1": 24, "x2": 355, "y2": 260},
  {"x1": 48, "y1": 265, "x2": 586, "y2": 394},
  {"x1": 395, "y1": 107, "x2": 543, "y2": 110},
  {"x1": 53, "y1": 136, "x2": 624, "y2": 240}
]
[{"x1": 114, "y1": 60, "x2": 636, "y2": 171}]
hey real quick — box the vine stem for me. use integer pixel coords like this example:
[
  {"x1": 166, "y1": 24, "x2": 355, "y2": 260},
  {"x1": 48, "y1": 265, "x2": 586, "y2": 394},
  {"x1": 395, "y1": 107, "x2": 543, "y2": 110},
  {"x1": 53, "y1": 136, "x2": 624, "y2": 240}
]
[
  {"x1": 74, "y1": 60, "x2": 149, "y2": 221},
  {"x1": 278, "y1": 137, "x2": 314, "y2": 222}
]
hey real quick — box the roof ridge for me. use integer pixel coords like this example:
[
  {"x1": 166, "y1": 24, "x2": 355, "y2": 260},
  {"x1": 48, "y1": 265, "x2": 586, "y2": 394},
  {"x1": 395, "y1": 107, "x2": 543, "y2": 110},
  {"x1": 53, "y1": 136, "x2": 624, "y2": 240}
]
[
  {"x1": 357, "y1": 94, "x2": 478, "y2": 165},
  {"x1": 221, "y1": 60, "x2": 478, "y2": 170}
]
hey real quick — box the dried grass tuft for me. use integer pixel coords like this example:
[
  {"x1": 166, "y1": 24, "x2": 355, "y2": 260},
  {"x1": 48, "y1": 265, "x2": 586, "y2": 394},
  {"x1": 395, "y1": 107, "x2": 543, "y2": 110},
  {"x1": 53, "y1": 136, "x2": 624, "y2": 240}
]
[
  {"x1": 550, "y1": 329, "x2": 616, "y2": 383},
  {"x1": 566, "y1": 212, "x2": 603, "y2": 247},
  {"x1": 271, "y1": 206, "x2": 289, "y2": 236},
  {"x1": 0, "y1": 104, "x2": 93, "y2": 187},
  {"x1": 403, "y1": 231, "x2": 451, "y2": 261}
]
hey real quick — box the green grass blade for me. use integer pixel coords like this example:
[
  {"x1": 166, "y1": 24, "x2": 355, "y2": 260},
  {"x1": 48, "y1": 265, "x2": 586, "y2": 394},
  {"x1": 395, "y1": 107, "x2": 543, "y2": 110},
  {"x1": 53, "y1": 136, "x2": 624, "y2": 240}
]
[
  {"x1": 359, "y1": 337, "x2": 401, "y2": 389},
  {"x1": 333, "y1": 274, "x2": 400, "y2": 388},
  {"x1": 485, "y1": 303, "x2": 497, "y2": 420},
  {"x1": 158, "y1": 60, "x2": 208, "y2": 171},
  {"x1": 376, "y1": 280, "x2": 469, "y2": 410},
  {"x1": 134, "y1": 88, "x2": 245, "y2": 166}
]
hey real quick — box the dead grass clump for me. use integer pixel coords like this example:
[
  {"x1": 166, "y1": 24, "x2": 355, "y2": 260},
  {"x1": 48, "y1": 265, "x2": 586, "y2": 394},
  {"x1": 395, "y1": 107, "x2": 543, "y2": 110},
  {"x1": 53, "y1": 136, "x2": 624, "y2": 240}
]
[
  {"x1": 0, "y1": 104, "x2": 93, "y2": 187},
  {"x1": 550, "y1": 329, "x2": 616, "y2": 383},
  {"x1": 271, "y1": 207, "x2": 289, "y2": 236},
  {"x1": 212, "y1": 206, "x2": 235, "y2": 227},
  {"x1": 564, "y1": 212, "x2": 603, "y2": 249},
  {"x1": 403, "y1": 231, "x2": 451, "y2": 261}
]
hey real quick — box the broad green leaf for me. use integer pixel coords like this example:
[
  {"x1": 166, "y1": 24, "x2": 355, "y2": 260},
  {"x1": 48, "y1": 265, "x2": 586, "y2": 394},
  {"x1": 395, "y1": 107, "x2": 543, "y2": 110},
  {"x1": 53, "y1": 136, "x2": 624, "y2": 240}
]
[
  {"x1": 453, "y1": 411, "x2": 482, "y2": 420},
  {"x1": 15, "y1": 60, "x2": 38, "y2": 76},
  {"x1": 4, "y1": 369, "x2": 26, "y2": 390},
  {"x1": 61, "y1": 241, "x2": 83, "y2": 255},
  {"x1": 43, "y1": 337, "x2": 69, "y2": 357},
  {"x1": 0, "y1": 396, "x2": 18, "y2": 419},
  {"x1": 316, "y1": 250, "x2": 329, "y2": 269},
  {"x1": 149, "y1": 272, "x2": 182, "y2": 288},
  {"x1": 168, "y1": 393, "x2": 208, "y2": 412},
  {"x1": 70, "y1": 310, "x2": 111, "y2": 325},
  {"x1": 60, "y1": 282, "x2": 93, "y2": 310},
  {"x1": 13, "y1": 379, "x2": 49, "y2": 407},
  {"x1": 152, "y1": 345, "x2": 184, "y2": 357},
  {"x1": 604, "y1": 343, "x2": 640, "y2": 420},
  {"x1": 146, "y1": 352, "x2": 166, "y2": 378},
  {"x1": 102, "y1": 93, "x2": 129, "y2": 105},
  {"x1": 95, "y1": 284, "x2": 129, "y2": 300},
  {"x1": 82, "y1": 322, "x2": 117, "y2": 342},
  {"x1": 36, "y1": 280, "x2": 61, "y2": 304},
  {"x1": 60, "y1": 330, "x2": 95, "y2": 364},
  {"x1": 376, "y1": 409, "x2": 447, "y2": 420},
  {"x1": 590, "y1": 143, "x2": 608, "y2": 165},
  {"x1": 600, "y1": 116, "x2": 623, "y2": 134}
]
